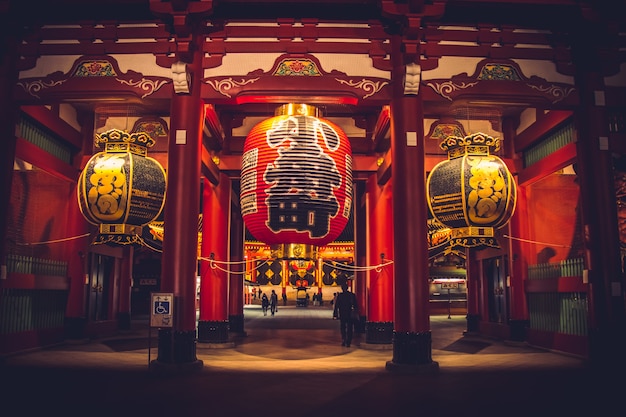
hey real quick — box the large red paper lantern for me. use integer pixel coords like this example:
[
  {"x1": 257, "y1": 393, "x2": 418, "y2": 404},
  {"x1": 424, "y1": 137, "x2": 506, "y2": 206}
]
[
  {"x1": 77, "y1": 128, "x2": 167, "y2": 245},
  {"x1": 427, "y1": 132, "x2": 516, "y2": 248},
  {"x1": 240, "y1": 104, "x2": 353, "y2": 259}
]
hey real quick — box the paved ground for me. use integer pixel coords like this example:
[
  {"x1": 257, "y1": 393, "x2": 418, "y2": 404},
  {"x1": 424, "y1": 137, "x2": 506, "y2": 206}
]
[{"x1": 0, "y1": 305, "x2": 621, "y2": 417}]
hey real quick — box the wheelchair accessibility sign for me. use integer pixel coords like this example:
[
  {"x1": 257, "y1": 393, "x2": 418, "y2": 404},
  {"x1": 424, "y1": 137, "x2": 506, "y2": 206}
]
[{"x1": 150, "y1": 292, "x2": 174, "y2": 328}]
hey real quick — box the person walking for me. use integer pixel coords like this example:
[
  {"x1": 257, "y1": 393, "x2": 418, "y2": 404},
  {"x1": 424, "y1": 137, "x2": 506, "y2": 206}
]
[
  {"x1": 261, "y1": 293, "x2": 269, "y2": 316},
  {"x1": 270, "y1": 289, "x2": 278, "y2": 316},
  {"x1": 333, "y1": 283, "x2": 358, "y2": 347}
]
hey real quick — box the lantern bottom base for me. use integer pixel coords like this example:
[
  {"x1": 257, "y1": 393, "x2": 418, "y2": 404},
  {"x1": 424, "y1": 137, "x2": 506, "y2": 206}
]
[{"x1": 270, "y1": 243, "x2": 318, "y2": 260}]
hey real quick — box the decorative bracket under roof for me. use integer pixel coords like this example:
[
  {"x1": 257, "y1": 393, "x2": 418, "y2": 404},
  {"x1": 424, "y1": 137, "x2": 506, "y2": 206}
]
[
  {"x1": 202, "y1": 53, "x2": 390, "y2": 105},
  {"x1": 423, "y1": 59, "x2": 578, "y2": 107},
  {"x1": 15, "y1": 55, "x2": 171, "y2": 103}
]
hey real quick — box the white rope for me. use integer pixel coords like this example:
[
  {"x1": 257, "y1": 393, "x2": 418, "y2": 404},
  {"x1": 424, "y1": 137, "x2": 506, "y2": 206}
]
[
  {"x1": 502, "y1": 234, "x2": 572, "y2": 248},
  {"x1": 199, "y1": 256, "x2": 271, "y2": 275},
  {"x1": 15, "y1": 233, "x2": 92, "y2": 246},
  {"x1": 321, "y1": 259, "x2": 394, "y2": 273}
]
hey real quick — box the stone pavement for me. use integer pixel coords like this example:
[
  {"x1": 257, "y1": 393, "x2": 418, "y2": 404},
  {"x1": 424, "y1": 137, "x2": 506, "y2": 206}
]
[{"x1": 0, "y1": 305, "x2": 621, "y2": 417}]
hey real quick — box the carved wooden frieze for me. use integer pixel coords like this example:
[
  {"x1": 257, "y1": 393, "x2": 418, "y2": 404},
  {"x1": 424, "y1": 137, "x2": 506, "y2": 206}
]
[
  {"x1": 202, "y1": 53, "x2": 390, "y2": 104},
  {"x1": 15, "y1": 56, "x2": 171, "y2": 102},
  {"x1": 424, "y1": 59, "x2": 577, "y2": 106}
]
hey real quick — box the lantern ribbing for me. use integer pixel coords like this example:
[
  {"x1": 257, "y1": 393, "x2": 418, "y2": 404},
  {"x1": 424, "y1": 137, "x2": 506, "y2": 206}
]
[{"x1": 240, "y1": 104, "x2": 353, "y2": 259}]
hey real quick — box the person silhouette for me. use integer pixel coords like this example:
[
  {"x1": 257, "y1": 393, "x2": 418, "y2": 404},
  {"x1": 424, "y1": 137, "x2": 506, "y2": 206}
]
[
  {"x1": 261, "y1": 293, "x2": 269, "y2": 316},
  {"x1": 270, "y1": 290, "x2": 278, "y2": 316},
  {"x1": 332, "y1": 283, "x2": 358, "y2": 347}
]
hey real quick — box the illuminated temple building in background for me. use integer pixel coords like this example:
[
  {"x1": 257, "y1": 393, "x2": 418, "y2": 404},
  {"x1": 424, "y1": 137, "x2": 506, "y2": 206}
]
[{"x1": 0, "y1": 0, "x2": 624, "y2": 370}]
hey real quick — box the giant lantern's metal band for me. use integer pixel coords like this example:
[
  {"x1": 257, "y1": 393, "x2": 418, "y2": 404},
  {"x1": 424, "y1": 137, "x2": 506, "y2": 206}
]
[{"x1": 275, "y1": 103, "x2": 320, "y2": 117}]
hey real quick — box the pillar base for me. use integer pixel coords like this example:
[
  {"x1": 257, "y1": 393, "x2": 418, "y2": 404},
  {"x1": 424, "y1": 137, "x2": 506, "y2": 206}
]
[
  {"x1": 466, "y1": 313, "x2": 481, "y2": 333},
  {"x1": 150, "y1": 359, "x2": 204, "y2": 374},
  {"x1": 198, "y1": 320, "x2": 230, "y2": 343},
  {"x1": 386, "y1": 360, "x2": 439, "y2": 374},
  {"x1": 117, "y1": 312, "x2": 131, "y2": 331},
  {"x1": 64, "y1": 317, "x2": 87, "y2": 340},
  {"x1": 508, "y1": 319, "x2": 529, "y2": 342},
  {"x1": 388, "y1": 331, "x2": 438, "y2": 371},
  {"x1": 365, "y1": 321, "x2": 393, "y2": 344},
  {"x1": 156, "y1": 329, "x2": 200, "y2": 364},
  {"x1": 354, "y1": 315, "x2": 366, "y2": 333},
  {"x1": 228, "y1": 314, "x2": 246, "y2": 335}
]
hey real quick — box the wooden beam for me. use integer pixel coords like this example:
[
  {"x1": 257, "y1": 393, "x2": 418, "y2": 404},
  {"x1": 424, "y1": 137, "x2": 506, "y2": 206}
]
[
  {"x1": 201, "y1": 146, "x2": 220, "y2": 186},
  {"x1": 203, "y1": 104, "x2": 225, "y2": 151},
  {"x1": 515, "y1": 110, "x2": 573, "y2": 152}
]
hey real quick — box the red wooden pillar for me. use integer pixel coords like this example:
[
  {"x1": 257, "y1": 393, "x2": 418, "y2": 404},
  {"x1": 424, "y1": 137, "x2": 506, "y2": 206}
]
[
  {"x1": 117, "y1": 246, "x2": 133, "y2": 330},
  {"x1": 153, "y1": 54, "x2": 203, "y2": 370},
  {"x1": 354, "y1": 181, "x2": 367, "y2": 333},
  {"x1": 198, "y1": 174, "x2": 230, "y2": 343},
  {"x1": 574, "y1": 68, "x2": 626, "y2": 365},
  {"x1": 507, "y1": 186, "x2": 530, "y2": 341},
  {"x1": 229, "y1": 185, "x2": 246, "y2": 335},
  {"x1": 465, "y1": 249, "x2": 481, "y2": 333},
  {"x1": 386, "y1": 35, "x2": 437, "y2": 371},
  {"x1": 364, "y1": 175, "x2": 394, "y2": 344},
  {"x1": 0, "y1": 27, "x2": 18, "y2": 280}
]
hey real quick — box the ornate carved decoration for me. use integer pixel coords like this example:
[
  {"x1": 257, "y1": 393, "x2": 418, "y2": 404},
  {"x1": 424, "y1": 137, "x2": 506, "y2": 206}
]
[
  {"x1": 272, "y1": 58, "x2": 321, "y2": 76},
  {"x1": 15, "y1": 56, "x2": 171, "y2": 101},
  {"x1": 334, "y1": 79, "x2": 388, "y2": 99},
  {"x1": 205, "y1": 78, "x2": 261, "y2": 98},
  {"x1": 477, "y1": 63, "x2": 522, "y2": 81},
  {"x1": 404, "y1": 63, "x2": 421, "y2": 95},
  {"x1": 424, "y1": 59, "x2": 577, "y2": 106},
  {"x1": 426, "y1": 120, "x2": 467, "y2": 142},
  {"x1": 425, "y1": 80, "x2": 479, "y2": 101},
  {"x1": 527, "y1": 84, "x2": 576, "y2": 104},
  {"x1": 131, "y1": 118, "x2": 170, "y2": 141},
  {"x1": 202, "y1": 53, "x2": 390, "y2": 103},
  {"x1": 171, "y1": 61, "x2": 191, "y2": 94},
  {"x1": 16, "y1": 79, "x2": 68, "y2": 99},
  {"x1": 116, "y1": 78, "x2": 169, "y2": 98}
]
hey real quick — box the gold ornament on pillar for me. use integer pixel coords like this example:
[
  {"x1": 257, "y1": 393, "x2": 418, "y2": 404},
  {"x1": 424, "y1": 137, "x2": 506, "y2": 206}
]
[
  {"x1": 426, "y1": 132, "x2": 517, "y2": 248},
  {"x1": 77, "y1": 128, "x2": 167, "y2": 245}
]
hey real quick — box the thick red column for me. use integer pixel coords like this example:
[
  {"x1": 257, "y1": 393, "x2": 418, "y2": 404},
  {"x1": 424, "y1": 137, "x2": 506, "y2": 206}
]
[
  {"x1": 117, "y1": 246, "x2": 133, "y2": 330},
  {"x1": 506, "y1": 186, "x2": 530, "y2": 341},
  {"x1": 0, "y1": 27, "x2": 18, "y2": 279},
  {"x1": 229, "y1": 185, "x2": 246, "y2": 335},
  {"x1": 63, "y1": 184, "x2": 92, "y2": 338},
  {"x1": 198, "y1": 174, "x2": 231, "y2": 343},
  {"x1": 364, "y1": 174, "x2": 394, "y2": 345},
  {"x1": 386, "y1": 36, "x2": 437, "y2": 371},
  {"x1": 153, "y1": 54, "x2": 203, "y2": 370},
  {"x1": 574, "y1": 70, "x2": 626, "y2": 365},
  {"x1": 354, "y1": 181, "x2": 367, "y2": 333},
  {"x1": 465, "y1": 249, "x2": 481, "y2": 333}
]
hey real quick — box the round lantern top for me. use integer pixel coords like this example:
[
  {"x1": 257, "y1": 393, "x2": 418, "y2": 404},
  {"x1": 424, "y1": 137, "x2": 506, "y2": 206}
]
[
  {"x1": 440, "y1": 132, "x2": 501, "y2": 159},
  {"x1": 95, "y1": 128, "x2": 156, "y2": 157}
]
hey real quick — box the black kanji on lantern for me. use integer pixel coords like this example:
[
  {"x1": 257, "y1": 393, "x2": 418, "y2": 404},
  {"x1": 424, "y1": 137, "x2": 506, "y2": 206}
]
[{"x1": 263, "y1": 115, "x2": 342, "y2": 238}]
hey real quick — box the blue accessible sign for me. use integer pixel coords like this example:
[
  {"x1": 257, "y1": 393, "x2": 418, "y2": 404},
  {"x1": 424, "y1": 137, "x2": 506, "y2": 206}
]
[{"x1": 150, "y1": 292, "x2": 174, "y2": 328}]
